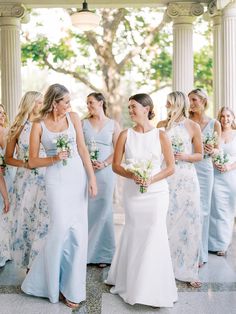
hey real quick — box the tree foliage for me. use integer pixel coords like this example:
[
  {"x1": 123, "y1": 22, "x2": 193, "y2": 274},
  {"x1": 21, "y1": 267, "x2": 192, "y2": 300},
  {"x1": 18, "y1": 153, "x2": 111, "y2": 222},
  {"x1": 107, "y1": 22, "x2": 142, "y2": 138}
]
[
  {"x1": 21, "y1": 9, "x2": 213, "y2": 121},
  {"x1": 21, "y1": 8, "x2": 172, "y2": 120}
]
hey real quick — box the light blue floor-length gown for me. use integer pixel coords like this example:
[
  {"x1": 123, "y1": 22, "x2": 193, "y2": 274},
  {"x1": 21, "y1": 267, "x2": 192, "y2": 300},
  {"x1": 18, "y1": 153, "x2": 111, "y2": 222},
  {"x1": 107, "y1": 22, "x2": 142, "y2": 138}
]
[
  {"x1": 167, "y1": 121, "x2": 201, "y2": 282},
  {"x1": 195, "y1": 119, "x2": 215, "y2": 264},
  {"x1": 106, "y1": 128, "x2": 177, "y2": 307},
  {"x1": 209, "y1": 131, "x2": 236, "y2": 252},
  {"x1": 83, "y1": 119, "x2": 115, "y2": 264},
  {"x1": 21, "y1": 113, "x2": 88, "y2": 304},
  {"x1": 0, "y1": 146, "x2": 15, "y2": 267}
]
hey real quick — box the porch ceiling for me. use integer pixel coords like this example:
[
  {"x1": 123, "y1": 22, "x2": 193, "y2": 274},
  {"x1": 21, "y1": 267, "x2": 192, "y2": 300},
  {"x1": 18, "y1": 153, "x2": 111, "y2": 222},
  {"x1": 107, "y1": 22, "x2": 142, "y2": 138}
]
[{"x1": 2, "y1": 0, "x2": 210, "y2": 9}]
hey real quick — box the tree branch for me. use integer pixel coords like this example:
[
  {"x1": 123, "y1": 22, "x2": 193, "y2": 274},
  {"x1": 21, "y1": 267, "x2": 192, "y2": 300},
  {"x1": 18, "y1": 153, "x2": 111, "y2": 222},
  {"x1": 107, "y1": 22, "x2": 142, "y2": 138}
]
[
  {"x1": 149, "y1": 83, "x2": 171, "y2": 95},
  {"x1": 118, "y1": 14, "x2": 166, "y2": 71},
  {"x1": 43, "y1": 57, "x2": 100, "y2": 92}
]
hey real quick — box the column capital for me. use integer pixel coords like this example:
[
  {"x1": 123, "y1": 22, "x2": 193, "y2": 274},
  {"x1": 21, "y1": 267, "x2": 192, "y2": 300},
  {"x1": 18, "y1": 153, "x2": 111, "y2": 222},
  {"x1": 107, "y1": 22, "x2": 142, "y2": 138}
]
[
  {"x1": 207, "y1": 0, "x2": 222, "y2": 25},
  {"x1": 166, "y1": 2, "x2": 204, "y2": 23},
  {"x1": 208, "y1": 0, "x2": 222, "y2": 16},
  {"x1": 0, "y1": 3, "x2": 26, "y2": 18},
  {"x1": 217, "y1": 0, "x2": 234, "y2": 10},
  {"x1": 222, "y1": 0, "x2": 236, "y2": 16}
]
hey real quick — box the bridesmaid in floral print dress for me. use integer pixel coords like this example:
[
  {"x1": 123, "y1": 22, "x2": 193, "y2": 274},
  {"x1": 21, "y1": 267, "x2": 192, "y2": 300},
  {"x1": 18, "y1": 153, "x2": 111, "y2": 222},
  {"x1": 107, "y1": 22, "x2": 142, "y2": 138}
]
[
  {"x1": 5, "y1": 91, "x2": 49, "y2": 270},
  {"x1": 157, "y1": 91, "x2": 203, "y2": 288},
  {"x1": 0, "y1": 104, "x2": 12, "y2": 267}
]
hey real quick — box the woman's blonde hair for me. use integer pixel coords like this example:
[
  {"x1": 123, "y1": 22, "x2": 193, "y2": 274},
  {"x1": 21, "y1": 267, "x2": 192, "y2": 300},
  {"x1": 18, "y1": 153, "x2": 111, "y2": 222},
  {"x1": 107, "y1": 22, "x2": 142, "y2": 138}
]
[
  {"x1": 38, "y1": 83, "x2": 69, "y2": 120},
  {"x1": 8, "y1": 91, "x2": 43, "y2": 141},
  {"x1": 188, "y1": 88, "x2": 208, "y2": 110},
  {"x1": 0, "y1": 104, "x2": 9, "y2": 128},
  {"x1": 217, "y1": 106, "x2": 236, "y2": 130},
  {"x1": 166, "y1": 91, "x2": 189, "y2": 130}
]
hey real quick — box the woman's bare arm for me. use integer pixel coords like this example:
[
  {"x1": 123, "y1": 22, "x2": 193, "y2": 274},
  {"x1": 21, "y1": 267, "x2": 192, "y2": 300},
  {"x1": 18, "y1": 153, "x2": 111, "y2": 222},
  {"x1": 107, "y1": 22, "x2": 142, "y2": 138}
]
[
  {"x1": 70, "y1": 112, "x2": 97, "y2": 197},
  {"x1": 28, "y1": 122, "x2": 61, "y2": 168},
  {"x1": 112, "y1": 130, "x2": 134, "y2": 179},
  {"x1": 151, "y1": 130, "x2": 175, "y2": 183}
]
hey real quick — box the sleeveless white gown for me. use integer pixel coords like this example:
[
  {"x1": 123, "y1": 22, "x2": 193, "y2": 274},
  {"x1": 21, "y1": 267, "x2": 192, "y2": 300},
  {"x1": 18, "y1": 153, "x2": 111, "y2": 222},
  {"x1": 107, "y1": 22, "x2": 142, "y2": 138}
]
[{"x1": 106, "y1": 128, "x2": 178, "y2": 307}]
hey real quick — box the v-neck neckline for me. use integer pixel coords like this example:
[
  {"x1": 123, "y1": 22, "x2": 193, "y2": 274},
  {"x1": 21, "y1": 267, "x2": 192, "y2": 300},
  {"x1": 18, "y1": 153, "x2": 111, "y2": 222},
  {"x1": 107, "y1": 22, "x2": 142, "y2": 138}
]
[
  {"x1": 87, "y1": 118, "x2": 110, "y2": 135},
  {"x1": 200, "y1": 119, "x2": 212, "y2": 132}
]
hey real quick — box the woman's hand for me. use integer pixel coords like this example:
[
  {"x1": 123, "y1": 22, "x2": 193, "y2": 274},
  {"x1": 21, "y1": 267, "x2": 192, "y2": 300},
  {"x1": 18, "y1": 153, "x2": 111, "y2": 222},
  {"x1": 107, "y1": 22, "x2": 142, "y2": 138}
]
[
  {"x1": 174, "y1": 152, "x2": 189, "y2": 162},
  {"x1": 92, "y1": 161, "x2": 105, "y2": 170},
  {"x1": 3, "y1": 198, "x2": 10, "y2": 213},
  {"x1": 0, "y1": 166, "x2": 5, "y2": 176},
  {"x1": 57, "y1": 150, "x2": 69, "y2": 161},
  {"x1": 132, "y1": 174, "x2": 152, "y2": 187},
  {"x1": 88, "y1": 178, "x2": 97, "y2": 197},
  {"x1": 204, "y1": 144, "x2": 214, "y2": 155},
  {"x1": 214, "y1": 163, "x2": 231, "y2": 173}
]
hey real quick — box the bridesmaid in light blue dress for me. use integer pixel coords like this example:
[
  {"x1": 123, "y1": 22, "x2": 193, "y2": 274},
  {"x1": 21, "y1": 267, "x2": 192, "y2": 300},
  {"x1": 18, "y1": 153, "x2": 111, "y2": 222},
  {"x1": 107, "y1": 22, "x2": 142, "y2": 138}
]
[
  {"x1": 21, "y1": 84, "x2": 97, "y2": 310},
  {"x1": 83, "y1": 93, "x2": 120, "y2": 267},
  {"x1": 5, "y1": 92, "x2": 49, "y2": 270},
  {"x1": 189, "y1": 88, "x2": 221, "y2": 265},
  {"x1": 209, "y1": 107, "x2": 236, "y2": 255}
]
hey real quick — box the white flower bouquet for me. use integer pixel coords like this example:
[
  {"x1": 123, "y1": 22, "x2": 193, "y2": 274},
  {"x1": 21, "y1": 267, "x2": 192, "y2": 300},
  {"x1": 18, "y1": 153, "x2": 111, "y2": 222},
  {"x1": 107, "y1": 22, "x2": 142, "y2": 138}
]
[
  {"x1": 203, "y1": 131, "x2": 218, "y2": 146},
  {"x1": 54, "y1": 134, "x2": 71, "y2": 166},
  {"x1": 124, "y1": 158, "x2": 153, "y2": 193},
  {"x1": 203, "y1": 131, "x2": 218, "y2": 158},
  {"x1": 212, "y1": 151, "x2": 229, "y2": 167},
  {"x1": 89, "y1": 139, "x2": 99, "y2": 162},
  {"x1": 0, "y1": 154, "x2": 7, "y2": 176},
  {"x1": 171, "y1": 135, "x2": 184, "y2": 164}
]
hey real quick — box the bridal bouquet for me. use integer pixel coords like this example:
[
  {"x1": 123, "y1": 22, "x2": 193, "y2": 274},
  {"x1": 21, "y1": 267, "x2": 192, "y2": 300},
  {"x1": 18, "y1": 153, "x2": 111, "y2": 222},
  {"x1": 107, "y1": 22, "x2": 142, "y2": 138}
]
[
  {"x1": 124, "y1": 158, "x2": 153, "y2": 193},
  {"x1": 23, "y1": 148, "x2": 38, "y2": 175},
  {"x1": 212, "y1": 151, "x2": 229, "y2": 166},
  {"x1": 203, "y1": 131, "x2": 218, "y2": 158},
  {"x1": 0, "y1": 154, "x2": 7, "y2": 176},
  {"x1": 54, "y1": 134, "x2": 71, "y2": 166},
  {"x1": 171, "y1": 135, "x2": 184, "y2": 164},
  {"x1": 203, "y1": 131, "x2": 218, "y2": 146},
  {"x1": 88, "y1": 139, "x2": 99, "y2": 162}
]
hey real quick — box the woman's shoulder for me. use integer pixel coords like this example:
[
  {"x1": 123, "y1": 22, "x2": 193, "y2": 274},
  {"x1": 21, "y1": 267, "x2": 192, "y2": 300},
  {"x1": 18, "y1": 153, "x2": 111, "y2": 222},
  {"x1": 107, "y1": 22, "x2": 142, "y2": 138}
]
[
  {"x1": 185, "y1": 118, "x2": 201, "y2": 130},
  {"x1": 68, "y1": 111, "x2": 80, "y2": 120},
  {"x1": 119, "y1": 128, "x2": 129, "y2": 137},
  {"x1": 156, "y1": 120, "x2": 167, "y2": 129}
]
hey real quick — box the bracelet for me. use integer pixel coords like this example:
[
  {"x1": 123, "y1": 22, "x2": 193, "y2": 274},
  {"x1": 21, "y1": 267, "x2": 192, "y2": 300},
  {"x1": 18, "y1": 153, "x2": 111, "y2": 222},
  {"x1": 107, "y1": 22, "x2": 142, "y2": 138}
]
[{"x1": 103, "y1": 161, "x2": 108, "y2": 167}]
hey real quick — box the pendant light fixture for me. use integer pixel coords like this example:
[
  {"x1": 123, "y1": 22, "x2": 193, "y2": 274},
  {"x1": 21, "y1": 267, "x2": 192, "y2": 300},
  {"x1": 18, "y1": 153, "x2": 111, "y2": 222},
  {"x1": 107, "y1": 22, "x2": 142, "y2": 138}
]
[{"x1": 70, "y1": 0, "x2": 100, "y2": 31}]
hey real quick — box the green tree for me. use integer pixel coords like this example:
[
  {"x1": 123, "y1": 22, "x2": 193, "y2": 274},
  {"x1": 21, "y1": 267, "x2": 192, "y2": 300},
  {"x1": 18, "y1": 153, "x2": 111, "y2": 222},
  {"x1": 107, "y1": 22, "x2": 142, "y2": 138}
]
[
  {"x1": 21, "y1": 8, "x2": 172, "y2": 121},
  {"x1": 193, "y1": 20, "x2": 213, "y2": 95},
  {"x1": 21, "y1": 9, "x2": 213, "y2": 121}
]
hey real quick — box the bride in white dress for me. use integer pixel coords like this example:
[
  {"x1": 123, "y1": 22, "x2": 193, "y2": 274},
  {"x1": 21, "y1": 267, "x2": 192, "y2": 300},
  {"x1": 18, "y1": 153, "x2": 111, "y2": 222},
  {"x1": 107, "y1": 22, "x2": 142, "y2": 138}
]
[{"x1": 106, "y1": 93, "x2": 178, "y2": 307}]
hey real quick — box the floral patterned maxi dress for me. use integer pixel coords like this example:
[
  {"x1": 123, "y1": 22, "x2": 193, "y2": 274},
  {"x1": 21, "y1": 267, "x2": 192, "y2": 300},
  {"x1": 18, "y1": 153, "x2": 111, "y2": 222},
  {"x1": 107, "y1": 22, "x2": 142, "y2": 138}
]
[
  {"x1": 167, "y1": 121, "x2": 201, "y2": 282},
  {"x1": 10, "y1": 121, "x2": 49, "y2": 268},
  {"x1": 0, "y1": 147, "x2": 15, "y2": 267}
]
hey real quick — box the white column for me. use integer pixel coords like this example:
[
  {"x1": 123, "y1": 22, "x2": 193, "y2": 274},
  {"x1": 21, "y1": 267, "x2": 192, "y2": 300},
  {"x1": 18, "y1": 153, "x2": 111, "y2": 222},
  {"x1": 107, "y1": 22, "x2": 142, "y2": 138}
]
[
  {"x1": 208, "y1": 0, "x2": 223, "y2": 116},
  {"x1": 167, "y1": 2, "x2": 204, "y2": 95},
  {"x1": 0, "y1": 4, "x2": 26, "y2": 122},
  {"x1": 222, "y1": 0, "x2": 236, "y2": 111}
]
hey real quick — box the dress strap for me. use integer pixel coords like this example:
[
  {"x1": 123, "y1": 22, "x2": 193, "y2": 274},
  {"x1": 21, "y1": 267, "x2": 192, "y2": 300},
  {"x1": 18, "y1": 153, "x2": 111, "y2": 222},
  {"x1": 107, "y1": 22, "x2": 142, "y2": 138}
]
[
  {"x1": 40, "y1": 120, "x2": 47, "y2": 132},
  {"x1": 66, "y1": 112, "x2": 74, "y2": 130}
]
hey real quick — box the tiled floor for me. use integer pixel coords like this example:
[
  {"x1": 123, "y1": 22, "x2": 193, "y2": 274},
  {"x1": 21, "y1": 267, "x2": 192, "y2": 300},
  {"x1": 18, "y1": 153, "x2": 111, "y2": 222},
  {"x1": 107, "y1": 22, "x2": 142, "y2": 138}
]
[{"x1": 0, "y1": 218, "x2": 235, "y2": 314}]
